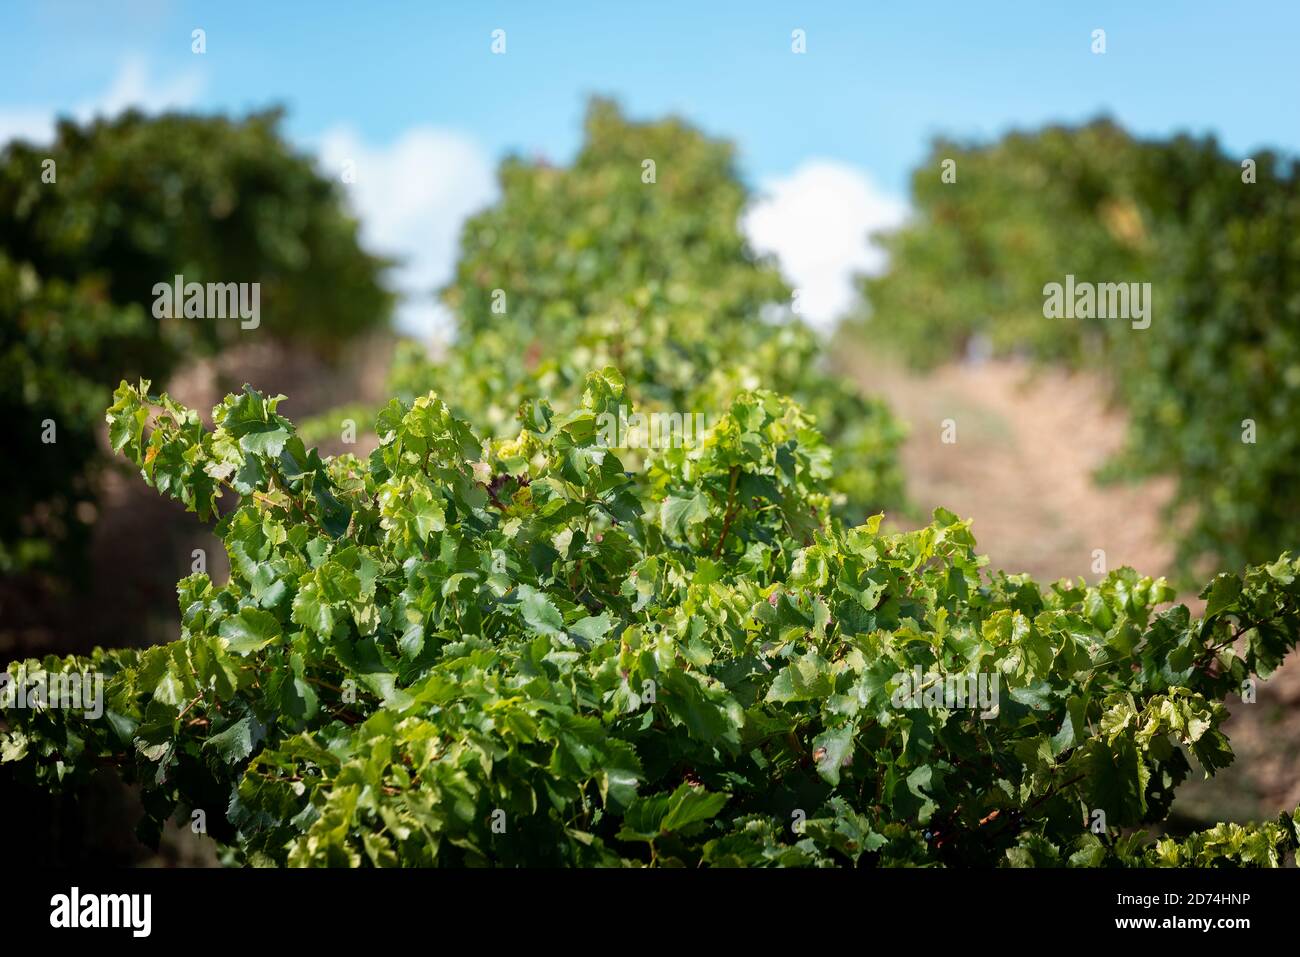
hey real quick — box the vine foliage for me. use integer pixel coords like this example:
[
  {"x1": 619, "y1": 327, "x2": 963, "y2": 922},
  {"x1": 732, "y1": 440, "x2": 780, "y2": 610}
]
[
  {"x1": 334, "y1": 98, "x2": 906, "y2": 519},
  {"x1": 3, "y1": 376, "x2": 1298, "y2": 866}
]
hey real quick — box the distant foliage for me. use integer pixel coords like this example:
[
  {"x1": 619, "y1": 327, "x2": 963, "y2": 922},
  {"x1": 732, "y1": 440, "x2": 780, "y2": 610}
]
[
  {"x1": 2, "y1": 377, "x2": 1298, "y2": 867},
  {"x1": 0, "y1": 109, "x2": 392, "y2": 580},
  {"x1": 385, "y1": 98, "x2": 905, "y2": 519},
  {"x1": 853, "y1": 119, "x2": 1300, "y2": 577}
]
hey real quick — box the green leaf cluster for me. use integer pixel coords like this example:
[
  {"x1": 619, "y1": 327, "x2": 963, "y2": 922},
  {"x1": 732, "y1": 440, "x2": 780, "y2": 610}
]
[
  {"x1": 377, "y1": 98, "x2": 904, "y2": 521},
  {"x1": 3, "y1": 376, "x2": 1298, "y2": 867}
]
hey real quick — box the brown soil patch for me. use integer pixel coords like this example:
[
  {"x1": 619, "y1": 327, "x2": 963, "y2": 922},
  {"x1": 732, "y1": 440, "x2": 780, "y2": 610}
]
[
  {"x1": 839, "y1": 346, "x2": 1300, "y2": 823},
  {"x1": 842, "y1": 346, "x2": 1176, "y2": 583}
]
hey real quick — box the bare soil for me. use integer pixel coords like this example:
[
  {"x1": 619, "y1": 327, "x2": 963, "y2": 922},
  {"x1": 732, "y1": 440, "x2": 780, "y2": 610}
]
[{"x1": 838, "y1": 346, "x2": 1300, "y2": 823}]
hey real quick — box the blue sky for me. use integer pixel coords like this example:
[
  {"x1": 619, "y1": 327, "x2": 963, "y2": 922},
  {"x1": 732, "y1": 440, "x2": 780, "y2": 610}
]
[{"x1": 3, "y1": 1, "x2": 1298, "y2": 333}]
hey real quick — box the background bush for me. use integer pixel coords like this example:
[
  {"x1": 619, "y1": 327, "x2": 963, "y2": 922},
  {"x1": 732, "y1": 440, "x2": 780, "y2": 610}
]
[
  {"x1": 379, "y1": 99, "x2": 905, "y2": 519},
  {"x1": 0, "y1": 109, "x2": 392, "y2": 626},
  {"x1": 851, "y1": 119, "x2": 1300, "y2": 578}
]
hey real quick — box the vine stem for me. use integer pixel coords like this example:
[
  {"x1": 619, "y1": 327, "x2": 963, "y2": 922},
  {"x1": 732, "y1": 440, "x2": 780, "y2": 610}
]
[
  {"x1": 985, "y1": 772, "x2": 1088, "y2": 841},
  {"x1": 176, "y1": 693, "x2": 204, "y2": 722},
  {"x1": 712, "y1": 466, "x2": 740, "y2": 559}
]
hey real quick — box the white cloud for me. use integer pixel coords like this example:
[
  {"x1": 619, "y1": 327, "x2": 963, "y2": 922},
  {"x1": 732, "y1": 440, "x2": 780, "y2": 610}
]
[
  {"x1": 85, "y1": 57, "x2": 204, "y2": 118},
  {"x1": 0, "y1": 60, "x2": 495, "y2": 341},
  {"x1": 0, "y1": 56, "x2": 204, "y2": 147},
  {"x1": 743, "y1": 160, "x2": 907, "y2": 332},
  {"x1": 318, "y1": 127, "x2": 497, "y2": 340},
  {"x1": 0, "y1": 108, "x2": 57, "y2": 149}
]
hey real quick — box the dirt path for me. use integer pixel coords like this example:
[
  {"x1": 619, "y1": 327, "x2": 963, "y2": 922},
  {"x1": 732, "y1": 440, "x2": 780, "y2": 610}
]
[
  {"x1": 838, "y1": 346, "x2": 1300, "y2": 823},
  {"x1": 840, "y1": 346, "x2": 1176, "y2": 583}
]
